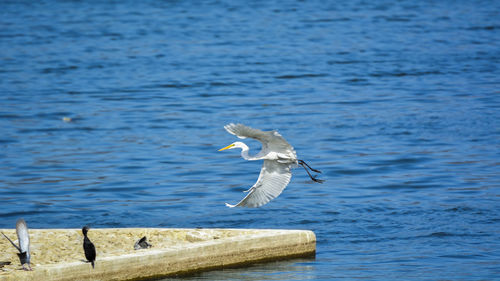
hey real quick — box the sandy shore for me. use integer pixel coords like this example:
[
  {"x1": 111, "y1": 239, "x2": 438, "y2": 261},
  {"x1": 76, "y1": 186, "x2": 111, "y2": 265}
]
[
  {"x1": 0, "y1": 228, "x2": 239, "y2": 273},
  {"x1": 0, "y1": 228, "x2": 315, "y2": 281}
]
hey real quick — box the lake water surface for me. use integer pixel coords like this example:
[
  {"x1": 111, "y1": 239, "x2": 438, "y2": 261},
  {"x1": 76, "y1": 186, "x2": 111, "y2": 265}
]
[{"x1": 1, "y1": 1, "x2": 499, "y2": 280}]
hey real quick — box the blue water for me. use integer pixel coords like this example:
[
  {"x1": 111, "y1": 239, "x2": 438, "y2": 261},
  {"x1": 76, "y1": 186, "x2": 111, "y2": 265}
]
[{"x1": 1, "y1": 1, "x2": 499, "y2": 280}]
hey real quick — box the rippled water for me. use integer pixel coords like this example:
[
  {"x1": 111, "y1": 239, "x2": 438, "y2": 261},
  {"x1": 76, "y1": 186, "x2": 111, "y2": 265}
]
[{"x1": 1, "y1": 1, "x2": 499, "y2": 280}]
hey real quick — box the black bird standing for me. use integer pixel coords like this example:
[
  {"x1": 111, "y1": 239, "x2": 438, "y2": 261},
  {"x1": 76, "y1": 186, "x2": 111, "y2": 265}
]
[
  {"x1": 134, "y1": 236, "x2": 152, "y2": 250},
  {"x1": 82, "y1": 226, "x2": 96, "y2": 268}
]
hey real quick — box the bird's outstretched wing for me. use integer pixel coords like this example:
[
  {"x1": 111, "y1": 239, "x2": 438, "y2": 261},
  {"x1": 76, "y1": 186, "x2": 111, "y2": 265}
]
[
  {"x1": 224, "y1": 123, "x2": 295, "y2": 157},
  {"x1": 226, "y1": 160, "x2": 292, "y2": 208},
  {"x1": 16, "y1": 219, "x2": 30, "y2": 254}
]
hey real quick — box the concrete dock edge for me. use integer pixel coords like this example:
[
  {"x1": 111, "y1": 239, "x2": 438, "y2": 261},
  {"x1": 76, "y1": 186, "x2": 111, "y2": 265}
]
[{"x1": 0, "y1": 228, "x2": 316, "y2": 281}]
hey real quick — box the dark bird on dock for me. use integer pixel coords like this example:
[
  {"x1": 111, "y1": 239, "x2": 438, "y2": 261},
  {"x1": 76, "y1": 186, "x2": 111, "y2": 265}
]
[
  {"x1": 134, "y1": 236, "x2": 152, "y2": 250},
  {"x1": 82, "y1": 226, "x2": 96, "y2": 268},
  {"x1": 1, "y1": 219, "x2": 32, "y2": 271}
]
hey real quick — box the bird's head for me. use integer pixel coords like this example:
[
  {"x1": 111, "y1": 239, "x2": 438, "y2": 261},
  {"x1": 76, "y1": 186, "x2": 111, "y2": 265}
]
[
  {"x1": 82, "y1": 226, "x2": 90, "y2": 236},
  {"x1": 218, "y1": 141, "x2": 246, "y2": 151}
]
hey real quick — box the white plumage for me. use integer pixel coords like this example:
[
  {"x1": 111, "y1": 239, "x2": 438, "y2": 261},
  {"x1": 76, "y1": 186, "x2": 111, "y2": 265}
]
[
  {"x1": 219, "y1": 123, "x2": 322, "y2": 208},
  {"x1": 16, "y1": 219, "x2": 30, "y2": 256},
  {"x1": 1, "y1": 218, "x2": 32, "y2": 270}
]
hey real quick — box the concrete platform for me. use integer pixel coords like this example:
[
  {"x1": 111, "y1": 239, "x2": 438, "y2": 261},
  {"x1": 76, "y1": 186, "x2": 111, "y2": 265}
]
[{"x1": 0, "y1": 228, "x2": 316, "y2": 281}]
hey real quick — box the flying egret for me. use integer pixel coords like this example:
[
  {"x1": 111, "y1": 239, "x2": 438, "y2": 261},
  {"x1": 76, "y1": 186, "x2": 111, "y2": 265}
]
[{"x1": 219, "y1": 123, "x2": 323, "y2": 208}]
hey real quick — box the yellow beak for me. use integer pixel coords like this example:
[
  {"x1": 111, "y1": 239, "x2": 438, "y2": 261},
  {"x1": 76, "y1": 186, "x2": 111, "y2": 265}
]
[{"x1": 218, "y1": 144, "x2": 235, "y2": 151}]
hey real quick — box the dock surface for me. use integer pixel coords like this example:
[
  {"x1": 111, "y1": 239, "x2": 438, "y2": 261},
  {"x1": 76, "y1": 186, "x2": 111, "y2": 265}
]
[{"x1": 0, "y1": 228, "x2": 316, "y2": 281}]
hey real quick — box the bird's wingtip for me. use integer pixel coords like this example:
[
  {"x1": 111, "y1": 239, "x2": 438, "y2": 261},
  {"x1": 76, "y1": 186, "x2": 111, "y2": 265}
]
[
  {"x1": 224, "y1": 123, "x2": 236, "y2": 129},
  {"x1": 225, "y1": 203, "x2": 236, "y2": 208},
  {"x1": 223, "y1": 123, "x2": 247, "y2": 138}
]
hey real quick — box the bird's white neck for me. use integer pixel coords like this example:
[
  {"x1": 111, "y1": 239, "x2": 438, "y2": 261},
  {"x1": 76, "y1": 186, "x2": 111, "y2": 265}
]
[
  {"x1": 230, "y1": 141, "x2": 261, "y2": 160},
  {"x1": 238, "y1": 142, "x2": 251, "y2": 160}
]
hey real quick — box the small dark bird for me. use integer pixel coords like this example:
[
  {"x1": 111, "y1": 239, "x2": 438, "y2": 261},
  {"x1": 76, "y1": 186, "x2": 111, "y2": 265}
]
[
  {"x1": 134, "y1": 236, "x2": 152, "y2": 250},
  {"x1": 82, "y1": 226, "x2": 96, "y2": 268},
  {"x1": 1, "y1": 219, "x2": 32, "y2": 271}
]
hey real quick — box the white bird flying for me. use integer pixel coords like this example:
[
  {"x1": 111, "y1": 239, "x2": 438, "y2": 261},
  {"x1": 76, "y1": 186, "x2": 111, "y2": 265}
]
[{"x1": 219, "y1": 123, "x2": 323, "y2": 208}]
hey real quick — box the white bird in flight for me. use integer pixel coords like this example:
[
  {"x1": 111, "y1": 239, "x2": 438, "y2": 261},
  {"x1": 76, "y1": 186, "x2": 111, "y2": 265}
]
[{"x1": 219, "y1": 123, "x2": 323, "y2": 208}]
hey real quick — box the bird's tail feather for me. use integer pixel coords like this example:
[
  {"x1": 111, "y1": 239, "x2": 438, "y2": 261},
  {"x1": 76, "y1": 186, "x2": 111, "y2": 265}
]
[{"x1": 1, "y1": 232, "x2": 21, "y2": 252}]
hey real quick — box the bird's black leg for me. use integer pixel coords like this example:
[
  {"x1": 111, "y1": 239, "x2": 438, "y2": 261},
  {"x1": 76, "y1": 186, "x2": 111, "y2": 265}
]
[
  {"x1": 299, "y1": 161, "x2": 324, "y2": 183},
  {"x1": 298, "y1": 160, "x2": 322, "y2": 173}
]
